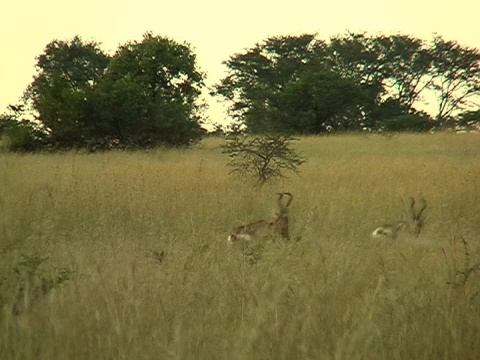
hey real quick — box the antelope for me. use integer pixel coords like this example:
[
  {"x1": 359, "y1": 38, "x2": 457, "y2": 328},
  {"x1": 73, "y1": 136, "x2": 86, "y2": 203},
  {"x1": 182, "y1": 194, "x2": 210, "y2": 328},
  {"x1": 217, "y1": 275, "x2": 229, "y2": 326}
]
[
  {"x1": 228, "y1": 192, "x2": 293, "y2": 244},
  {"x1": 372, "y1": 197, "x2": 427, "y2": 239}
]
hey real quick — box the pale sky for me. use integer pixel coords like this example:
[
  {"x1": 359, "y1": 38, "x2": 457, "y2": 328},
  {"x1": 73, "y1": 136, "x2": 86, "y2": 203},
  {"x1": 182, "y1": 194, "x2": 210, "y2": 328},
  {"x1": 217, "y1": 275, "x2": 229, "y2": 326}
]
[{"x1": 2, "y1": 0, "x2": 479, "y2": 124}]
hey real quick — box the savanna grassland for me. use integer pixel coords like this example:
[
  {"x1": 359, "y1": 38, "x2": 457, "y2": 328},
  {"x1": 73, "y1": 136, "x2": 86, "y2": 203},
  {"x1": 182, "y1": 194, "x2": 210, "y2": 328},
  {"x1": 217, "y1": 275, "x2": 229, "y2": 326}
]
[{"x1": 1, "y1": 133, "x2": 480, "y2": 359}]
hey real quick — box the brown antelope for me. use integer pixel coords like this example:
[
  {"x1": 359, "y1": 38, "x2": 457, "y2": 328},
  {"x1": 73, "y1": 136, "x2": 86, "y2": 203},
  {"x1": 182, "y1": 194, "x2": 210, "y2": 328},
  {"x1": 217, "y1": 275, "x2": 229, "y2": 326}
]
[
  {"x1": 228, "y1": 192, "x2": 293, "y2": 244},
  {"x1": 372, "y1": 197, "x2": 427, "y2": 239}
]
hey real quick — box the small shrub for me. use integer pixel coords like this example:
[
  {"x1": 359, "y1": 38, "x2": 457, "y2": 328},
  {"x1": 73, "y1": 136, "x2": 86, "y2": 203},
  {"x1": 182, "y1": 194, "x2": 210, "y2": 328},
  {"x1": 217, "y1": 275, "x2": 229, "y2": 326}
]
[{"x1": 221, "y1": 134, "x2": 306, "y2": 186}]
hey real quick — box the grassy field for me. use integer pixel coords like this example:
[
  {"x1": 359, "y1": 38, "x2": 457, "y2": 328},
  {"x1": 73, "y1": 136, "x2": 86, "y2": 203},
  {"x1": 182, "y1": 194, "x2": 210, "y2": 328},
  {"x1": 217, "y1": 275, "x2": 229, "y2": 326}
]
[{"x1": 1, "y1": 133, "x2": 480, "y2": 359}]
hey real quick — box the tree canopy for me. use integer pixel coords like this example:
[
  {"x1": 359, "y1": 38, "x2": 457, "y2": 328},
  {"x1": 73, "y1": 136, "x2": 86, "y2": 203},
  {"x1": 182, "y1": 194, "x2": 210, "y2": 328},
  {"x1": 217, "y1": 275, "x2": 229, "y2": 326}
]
[
  {"x1": 213, "y1": 32, "x2": 480, "y2": 134},
  {"x1": 19, "y1": 33, "x2": 205, "y2": 150}
]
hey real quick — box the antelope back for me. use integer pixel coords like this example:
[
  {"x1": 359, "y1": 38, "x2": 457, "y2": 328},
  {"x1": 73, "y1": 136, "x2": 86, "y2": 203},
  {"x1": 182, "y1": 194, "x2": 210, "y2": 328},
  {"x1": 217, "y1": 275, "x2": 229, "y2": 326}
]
[{"x1": 228, "y1": 220, "x2": 272, "y2": 243}]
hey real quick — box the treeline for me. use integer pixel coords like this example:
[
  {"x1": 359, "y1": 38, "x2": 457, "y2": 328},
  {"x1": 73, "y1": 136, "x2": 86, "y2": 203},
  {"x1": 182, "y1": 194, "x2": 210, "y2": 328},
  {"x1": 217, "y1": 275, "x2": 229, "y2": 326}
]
[
  {"x1": 1, "y1": 32, "x2": 480, "y2": 151},
  {"x1": 213, "y1": 33, "x2": 480, "y2": 134},
  {"x1": 1, "y1": 33, "x2": 204, "y2": 151}
]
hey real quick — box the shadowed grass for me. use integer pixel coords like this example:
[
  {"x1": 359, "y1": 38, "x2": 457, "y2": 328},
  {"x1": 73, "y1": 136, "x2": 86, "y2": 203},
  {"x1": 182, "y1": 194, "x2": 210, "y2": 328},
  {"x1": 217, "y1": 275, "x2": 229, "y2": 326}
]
[{"x1": 1, "y1": 133, "x2": 479, "y2": 359}]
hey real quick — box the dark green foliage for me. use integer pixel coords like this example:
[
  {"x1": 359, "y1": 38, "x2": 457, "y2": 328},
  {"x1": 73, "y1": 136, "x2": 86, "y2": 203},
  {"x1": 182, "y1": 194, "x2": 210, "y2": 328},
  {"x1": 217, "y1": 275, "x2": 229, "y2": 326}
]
[
  {"x1": 91, "y1": 32, "x2": 205, "y2": 147},
  {"x1": 4, "y1": 32, "x2": 480, "y2": 146},
  {"x1": 213, "y1": 32, "x2": 480, "y2": 134},
  {"x1": 273, "y1": 71, "x2": 365, "y2": 133},
  {"x1": 457, "y1": 109, "x2": 480, "y2": 130},
  {"x1": 24, "y1": 36, "x2": 110, "y2": 147},
  {"x1": 380, "y1": 113, "x2": 434, "y2": 132},
  {"x1": 0, "y1": 105, "x2": 46, "y2": 151},
  {"x1": 221, "y1": 135, "x2": 306, "y2": 186},
  {"x1": 17, "y1": 33, "x2": 205, "y2": 151},
  {"x1": 213, "y1": 34, "x2": 332, "y2": 133},
  {"x1": 378, "y1": 35, "x2": 433, "y2": 112},
  {"x1": 430, "y1": 36, "x2": 480, "y2": 122},
  {"x1": 328, "y1": 33, "x2": 434, "y2": 114},
  {"x1": 212, "y1": 33, "x2": 389, "y2": 133}
]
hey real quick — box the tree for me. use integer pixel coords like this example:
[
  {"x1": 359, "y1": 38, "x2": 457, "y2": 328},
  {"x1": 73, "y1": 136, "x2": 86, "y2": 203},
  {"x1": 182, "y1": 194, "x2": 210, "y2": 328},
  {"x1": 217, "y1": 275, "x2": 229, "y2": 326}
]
[
  {"x1": 21, "y1": 33, "x2": 206, "y2": 150},
  {"x1": 215, "y1": 33, "x2": 432, "y2": 134},
  {"x1": 376, "y1": 34, "x2": 433, "y2": 113},
  {"x1": 327, "y1": 32, "x2": 385, "y2": 86},
  {"x1": 213, "y1": 34, "x2": 328, "y2": 132},
  {"x1": 24, "y1": 36, "x2": 110, "y2": 146},
  {"x1": 273, "y1": 70, "x2": 365, "y2": 133},
  {"x1": 429, "y1": 35, "x2": 480, "y2": 123},
  {"x1": 326, "y1": 33, "x2": 435, "y2": 125},
  {"x1": 0, "y1": 105, "x2": 45, "y2": 151},
  {"x1": 221, "y1": 135, "x2": 306, "y2": 186},
  {"x1": 456, "y1": 109, "x2": 480, "y2": 130},
  {"x1": 91, "y1": 32, "x2": 205, "y2": 147}
]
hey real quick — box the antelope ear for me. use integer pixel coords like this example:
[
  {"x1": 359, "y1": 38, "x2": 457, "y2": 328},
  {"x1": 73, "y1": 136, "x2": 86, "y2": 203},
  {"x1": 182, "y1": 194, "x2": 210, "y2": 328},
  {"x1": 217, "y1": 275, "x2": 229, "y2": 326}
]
[
  {"x1": 407, "y1": 197, "x2": 417, "y2": 220},
  {"x1": 275, "y1": 192, "x2": 284, "y2": 209},
  {"x1": 283, "y1": 192, "x2": 293, "y2": 207},
  {"x1": 416, "y1": 197, "x2": 427, "y2": 218}
]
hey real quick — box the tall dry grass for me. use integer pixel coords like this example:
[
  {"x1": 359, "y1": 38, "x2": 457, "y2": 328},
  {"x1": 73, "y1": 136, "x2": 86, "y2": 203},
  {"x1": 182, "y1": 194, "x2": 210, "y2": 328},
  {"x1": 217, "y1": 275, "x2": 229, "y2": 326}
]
[{"x1": 1, "y1": 133, "x2": 480, "y2": 359}]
